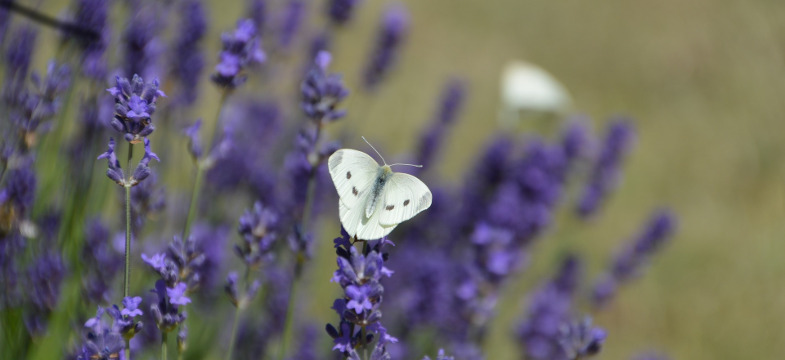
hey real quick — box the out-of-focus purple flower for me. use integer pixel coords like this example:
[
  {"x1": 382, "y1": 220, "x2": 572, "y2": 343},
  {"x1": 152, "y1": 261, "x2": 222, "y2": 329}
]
[
  {"x1": 107, "y1": 75, "x2": 166, "y2": 143},
  {"x1": 25, "y1": 248, "x2": 66, "y2": 336},
  {"x1": 0, "y1": 7, "x2": 9, "y2": 46},
  {"x1": 82, "y1": 218, "x2": 123, "y2": 304},
  {"x1": 301, "y1": 51, "x2": 349, "y2": 122},
  {"x1": 247, "y1": 0, "x2": 266, "y2": 31},
  {"x1": 236, "y1": 201, "x2": 279, "y2": 267},
  {"x1": 327, "y1": 0, "x2": 361, "y2": 25},
  {"x1": 71, "y1": 0, "x2": 109, "y2": 79},
  {"x1": 278, "y1": 0, "x2": 306, "y2": 50},
  {"x1": 517, "y1": 255, "x2": 583, "y2": 360},
  {"x1": 167, "y1": 283, "x2": 192, "y2": 306},
  {"x1": 29, "y1": 61, "x2": 71, "y2": 122},
  {"x1": 561, "y1": 117, "x2": 592, "y2": 167},
  {"x1": 0, "y1": 163, "x2": 37, "y2": 219},
  {"x1": 3, "y1": 26, "x2": 37, "y2": 94},
  {"x1": 422, "y1": 349, "x2": 455, "y2": 360},
  {"x1": 130, "y1": 171, "x2": 165, "y2": 231},
  {"x1": 592, "y1": 209, "x2": 677, "y2": 308},
  {"x1": 189, "y1": 222, "x2": 229, "y2": 290},
  {"x1": 123, "y1": 2, "x2": 162, "y2": 79},
  {"x1": 559, "y1": 317, "x2": 607, "y2": 359},
  {"x1": 212, "y1": 19, "x2": 266, "y2": 89},
  {"x1": 171, "y1": 0, "x2": 207, "y2": 105},
  {"x1": 577, "y1": 118, "x2": 635, "y2": 218},
  {"x1": 184, "y1": 119, "x2": 204, "y2": 159},
  {"x1": 362, "y1": 5, "x2": 409, "y2": 90},
  {"x1": 415, "y1": 78, "x2": 466, "y2": 172},
  {"x1": 286, "y1": 325, "x2": 318, "y2": 360}
]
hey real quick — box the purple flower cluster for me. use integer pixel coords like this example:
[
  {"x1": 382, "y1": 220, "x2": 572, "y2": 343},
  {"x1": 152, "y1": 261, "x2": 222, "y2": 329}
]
[
  {"x1": 277, "y1": 0, "x2": 306, "y2": 50},
  {"x1": 577, "y1": 118, "x2": 635, "y2": 218},
  {"x1": 71, "y1": 0, "x2": 109, "y2": 79},
  {"x1": 415, "y1": 79, "x2": 467, "y2": 171},
  {"x1": 235, "y1": 201, "x2": 280, "y2": 267},
  {"x1": 107, "y1": 75, "x2": 166, "y2": 143},
  {"x1": 212, "y1": 19, "x2": 266, "y2": 89},
  {"x1": 301, "y1": 51, "x2": 349, "y2": 122},
  {"x1": 171, "y1": 0, "x2": 208, "y2": 106},
  {"x1": 592, "y1": 209, "x2": 677, "y2": 308},
  {"x1": 98, "y1": 137, "x2": 160, "y2": 186},
  {"x1": 363, "y1": 5, "x2": 409, "y2": 90},
  {"x1": 76, "y1": 297, "x2": 144, "y2": 359},
  {"x1": 327, "y1": 0, "x2": 362, "y2": 26},
  {"x1": 326, "y1": 231, "x2": 397, "y2": 358},
  {"x1": 82, "y1": 219, "x2": 123, "y2": 304}
]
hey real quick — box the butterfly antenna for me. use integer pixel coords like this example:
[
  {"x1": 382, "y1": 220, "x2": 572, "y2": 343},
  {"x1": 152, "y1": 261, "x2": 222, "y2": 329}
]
[
  {"x1": 362, "y1": 136, "x2": 387, "y2": 165},
  {"x1": 390, "y1": 163, "x2": 423, "y2": 168}
]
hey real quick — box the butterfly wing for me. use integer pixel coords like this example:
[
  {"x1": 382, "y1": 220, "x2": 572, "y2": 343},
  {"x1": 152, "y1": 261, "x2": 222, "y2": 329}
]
[
  {"x1": 378, "y1": 172, "x2": 432, "y2": 226},
  {"x1": 328, "y1": 149, "x2": 379, "y2": 209},
  {"x1": 341, "y1": 191, "x2": 398, "y2": 240}
]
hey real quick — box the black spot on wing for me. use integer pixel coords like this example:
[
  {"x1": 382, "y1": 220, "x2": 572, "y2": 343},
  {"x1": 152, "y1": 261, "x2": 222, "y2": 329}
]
[
  {"x1": 346, "y1": 171, "x2": 352, "y2": 179},
  {"x1": 385, "y1": 205, "x2": 395, "y2": 211},
  {"x1": 352, "y1": 187, "x2": 359, "y2": 196},
  {"x1": 403, "y1": 199, "x2": 410, "y2": 206}
]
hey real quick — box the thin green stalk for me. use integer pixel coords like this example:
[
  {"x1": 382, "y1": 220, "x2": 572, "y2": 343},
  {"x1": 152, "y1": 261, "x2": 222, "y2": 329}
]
[
  {"x1": 226, "y1": 305, "x2": 242, "y2": 360},
  {"x1": 125, "y1": 339, "x2": 131, "y2": 360},
  {"x1": 278, "y1": 274, "x2": 299, "y2": 360},
  {"x1": 124, "y1": 142, "x2": 134, "y2": 299},
  {"x1": 162, "y1": 332, "x2": 169, "y2": 360}
]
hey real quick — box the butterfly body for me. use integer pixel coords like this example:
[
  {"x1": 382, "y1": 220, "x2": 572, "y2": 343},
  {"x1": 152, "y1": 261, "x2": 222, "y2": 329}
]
[{"x1": 328, "y1": 148, "x2": 432, "y2": 240}]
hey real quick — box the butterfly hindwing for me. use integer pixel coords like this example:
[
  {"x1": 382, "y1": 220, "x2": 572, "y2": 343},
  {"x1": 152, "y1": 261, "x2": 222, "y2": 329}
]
[
  {"x1": 379, "y1": 172, "x2": 432, "y2": 226},
  {"x1": 357, "y1": 197, "x2": 398, "y2": 240},
  {"x1": 328, "y1": 149, "x2": 379, "y2": 209}
]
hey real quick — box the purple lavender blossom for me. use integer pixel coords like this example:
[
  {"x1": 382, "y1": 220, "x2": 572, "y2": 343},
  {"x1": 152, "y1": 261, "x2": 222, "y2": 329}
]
[
  {"x1": 183, "y1": 119, "x2": 204, "y2": 159},
  {"x1": 327, "y1": 233, "x2": 396, "y2": 356},
  {"x1": 362, "y1": 5, "x2": 409, "y2": 90},
  {"x1": 25, "y1": 249, "x2": 66, "y2": 335},
  {"x1": 517, "y1": 255, "x2": 583, "y2": 360},
  {"x1": 561, "y1": 117, "x2": 592, "y2": 168},
  {"x1": 171, "y1": 0, "x2": 207, "y2": 105},
  {"x1": 130, "y1": 138, "x2": 161, "y2": 184},
  {"x1": 415, "y1": 78, "x2": 467, "y2": 171},
  {"x1": 301, "y1": 51, "x2": 349, "y2": 122},
  {"x1": 212, "y1": 19, "x2": 266, "y2": 89},
  {"x1": 577, "y1": 118, "x2": 635, "y2": 218},
  {"x1": 278, "y1": 0, "x2": 306, "y2": 50},
  {"x1": 97, "y1": 138, "x2": 124, "y2": 184},
  {"x1": 29, "y1": 61, "x2": 71, "y2": 122},
  {"x1": 71, "y1": 0, "x2": 109, "y2": 79},
  {"x1": 77, "y1": 307, "x2": 125, "y2": 360},
  {"x1": 559, "y1": 317, "x2": 607, "y2": 359},
  {"x1": 327, "y1": 0, "x2": 361, "y2": 25},
  {"x1": 82, "y1": 219, "x2": 123, "y2": 303},
  {"x1": 0, "y1": 162, "x2": 37, "y2": 218},
  {"x1": 123, "y1": 2, "x2": 162, "y2": 79},
  {"x1": 3, "y1": 26, "x2": 37, "y2": 95},
  {"x1": 150, "y1": 279, "x2": 187, "y2": 333},
  {"x1": 247, "y1": 0, "x2": 267, "y2": 31},
  {"x1": 122, "y1": 296, "x2": 144, "y2": 317},
  {"x1": 97, "y1": 137, "x2": 160, "y2": 187},
  {"x1": 592, "y1": 209, "x2": 677, "y2": 308},
  {"x1": 107, "y1": 75, "x2": 166, "y2": 143},
  {"x1": 167, "y1": 283, "x2": 192, "y2": 306},
  {"x1": 236, "y1": 201, "x2": 279, "y2": 267}
]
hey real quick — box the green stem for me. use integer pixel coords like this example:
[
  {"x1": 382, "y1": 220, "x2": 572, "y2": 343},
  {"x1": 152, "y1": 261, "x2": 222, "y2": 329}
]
[
  {"x1": 278, "y1": 274, "x2": 299, "y2": 360},
  {"x1": 162, "y1": 332, "x2": 168, "y2": 360},
  {"x1": 124, "y1": 142, "x2": 133, "y2": 299},
  {"x1": 125, "y1": 339, "x2": 131, "y2": 360},
  {"x1": 226, "y1": 305, "x2": 242, "y2": 360}
]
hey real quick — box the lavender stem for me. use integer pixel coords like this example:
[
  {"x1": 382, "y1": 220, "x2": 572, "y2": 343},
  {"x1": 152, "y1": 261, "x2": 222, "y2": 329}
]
[
  {"x1": 124, "y1": 142, "x2": 134, "y2": 299},
  {"x1": 225, "y1": 305, "x2": 242, "y2": 360},
  {"x1": 162, "y1": 331, "x2": 168, "y2": 360}
]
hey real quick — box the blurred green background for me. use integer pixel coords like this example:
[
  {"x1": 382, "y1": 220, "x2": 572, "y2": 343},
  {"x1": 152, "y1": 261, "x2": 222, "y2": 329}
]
[{"x1": 14, "y1": 0, "x2": 785, "y2": 358}]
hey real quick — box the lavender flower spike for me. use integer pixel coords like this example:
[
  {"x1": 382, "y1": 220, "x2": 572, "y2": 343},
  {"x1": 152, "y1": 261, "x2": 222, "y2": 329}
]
[
  {"x1": 97, "y1": 138, "x2": 125, "y2": 185},
  {"x1": 362, "y1": 5, "x2": 409, "y2": 90},
  {"x1": 212, "y1": 19, "x2": 266, "y2": 89},
  {"x1": 592, "y1": 209, "x2": 677, "y2": 308},
  {"x1": 107, "y1": 75, "x2": 166, "y2": 143},
  {"x1": 171, "y1": 0, "x2": 208, "y2": 106},
  {"x1": 301, "y1": 51, "x2": 349, "y2": 122},
  {"x1": 327, "y1": 0, "x2": 362, "y2": 26},
  {"x1": 577, "y1": 117, "x2": 635, "y2": 218}
]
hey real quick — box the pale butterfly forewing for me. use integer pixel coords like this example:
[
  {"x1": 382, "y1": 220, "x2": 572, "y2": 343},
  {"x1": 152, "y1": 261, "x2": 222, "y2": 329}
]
[
  {"x1": 356, "y1": 197, "x2": 397, "y2": 240},
  {"x1": 328, "y1": 149, "x2": 378, "y2": 209},
  {"x1": 379, "y1": 173, "x2": 432, "y2": 226}
]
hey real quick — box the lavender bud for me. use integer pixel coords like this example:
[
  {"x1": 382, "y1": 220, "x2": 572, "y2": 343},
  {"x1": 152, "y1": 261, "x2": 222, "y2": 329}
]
[
  {"x1": 327, "y1": 0, "x2": 361, "y2": 26},
  {"x1": 212, "y1": 19, "x2": 266, "y2": 89},
  {"x1": 278, "y1": 0, "x2": 306, "y2": 50},
  {"x1": 107, "y1": 75, "x2": 166, "y2": 143},
  {"x1": 362, "y1": 5, "x2": 409, "y2": 90},
  {"x1": 301, "y1": 51, "x2": 349, "y2": 122}
]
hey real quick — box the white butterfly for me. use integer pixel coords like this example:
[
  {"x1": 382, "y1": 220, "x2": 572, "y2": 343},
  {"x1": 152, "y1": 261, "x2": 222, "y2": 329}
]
[{"x1": 328, "y1": 139, "x2": 432, "y2": 240}]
